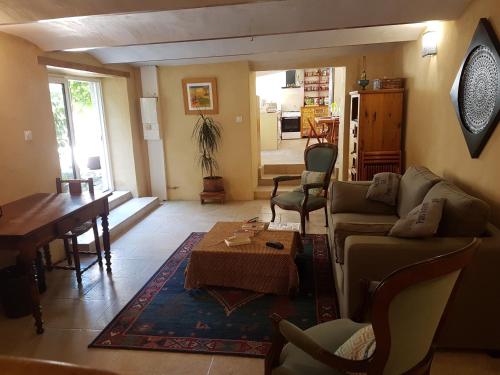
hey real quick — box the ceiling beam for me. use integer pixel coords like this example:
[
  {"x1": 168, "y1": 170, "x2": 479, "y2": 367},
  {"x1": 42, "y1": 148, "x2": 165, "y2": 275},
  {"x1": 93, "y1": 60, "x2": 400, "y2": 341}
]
[
  {"x1": 37, "y1": 56, "x2": 131, "y2": 78},
  {"x1": 0, "y1": 0, "x2": 275, "y2": 25}
]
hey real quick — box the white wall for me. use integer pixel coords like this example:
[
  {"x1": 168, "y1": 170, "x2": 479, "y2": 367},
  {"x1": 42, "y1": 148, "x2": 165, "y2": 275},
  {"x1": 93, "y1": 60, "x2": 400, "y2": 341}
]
[{"x1": 256, "y1": 70, "x2": 286, "y2": 109}]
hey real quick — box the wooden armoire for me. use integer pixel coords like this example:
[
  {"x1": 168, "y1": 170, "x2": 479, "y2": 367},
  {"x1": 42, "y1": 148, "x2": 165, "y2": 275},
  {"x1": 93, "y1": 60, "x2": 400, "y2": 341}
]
[{"x1": 348, "y1": 89, "x2": 404, "y2": 181}]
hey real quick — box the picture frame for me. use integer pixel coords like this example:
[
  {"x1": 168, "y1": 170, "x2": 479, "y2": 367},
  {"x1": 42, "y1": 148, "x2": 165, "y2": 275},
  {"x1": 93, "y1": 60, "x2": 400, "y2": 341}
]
[{"x1": 182, "y1": 77, "x2": 219, "y2": 115}]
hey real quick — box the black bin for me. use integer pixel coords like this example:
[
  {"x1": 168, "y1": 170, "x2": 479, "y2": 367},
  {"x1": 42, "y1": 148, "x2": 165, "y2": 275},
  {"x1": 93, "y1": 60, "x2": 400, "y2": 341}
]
[{"x1": 0, "y1": 265, "x2": 33, "y2": 318}]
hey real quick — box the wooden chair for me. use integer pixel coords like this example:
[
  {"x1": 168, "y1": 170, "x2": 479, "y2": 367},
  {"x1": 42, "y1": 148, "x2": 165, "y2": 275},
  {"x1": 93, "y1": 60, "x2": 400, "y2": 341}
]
[
  {"x1": 265, "y1": 239, "x2": 480, "y2": 375},
  {"x1": 270, "y1": 143, "x2": 338, "y2": 235},
  {"x1": 0, "y1": 355, "x2": 119, "y2": 374},
  {"x1": 43, "y1": 178, "x2": 103, "y2": 284}
]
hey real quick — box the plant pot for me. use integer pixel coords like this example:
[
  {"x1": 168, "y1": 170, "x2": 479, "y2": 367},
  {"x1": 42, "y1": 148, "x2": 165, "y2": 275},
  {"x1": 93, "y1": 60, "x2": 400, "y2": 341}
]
[{"x1": 203, "y1": 176, "x2": 224, "y2": 192}]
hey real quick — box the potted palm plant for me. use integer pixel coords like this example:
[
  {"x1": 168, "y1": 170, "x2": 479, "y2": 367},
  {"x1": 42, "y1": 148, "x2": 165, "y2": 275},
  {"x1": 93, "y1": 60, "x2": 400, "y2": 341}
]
[{"x1": 192, "y1": 113, "x2": 224, "y2": 192}]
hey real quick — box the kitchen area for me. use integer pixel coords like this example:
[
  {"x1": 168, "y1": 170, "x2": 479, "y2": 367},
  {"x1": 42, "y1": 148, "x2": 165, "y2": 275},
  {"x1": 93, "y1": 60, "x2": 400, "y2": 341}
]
[{"x1": 256, "y1": 67, "x2": 343, "y2": 165}]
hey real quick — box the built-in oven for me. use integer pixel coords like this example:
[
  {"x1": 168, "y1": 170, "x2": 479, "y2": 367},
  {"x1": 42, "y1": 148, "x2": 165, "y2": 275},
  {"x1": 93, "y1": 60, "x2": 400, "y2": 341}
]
[{"x1": 281, "y1": 111, "x2": 301, "y2": 139}]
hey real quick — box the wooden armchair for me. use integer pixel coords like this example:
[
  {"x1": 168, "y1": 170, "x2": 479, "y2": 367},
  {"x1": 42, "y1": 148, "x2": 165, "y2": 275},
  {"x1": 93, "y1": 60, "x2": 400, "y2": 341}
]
[
  {"x1": 265, "y1": 239, "x2": 480, "y2": 375},
  {"x1": 270, "y1": 143, "x2": 337, "y2": 235}
]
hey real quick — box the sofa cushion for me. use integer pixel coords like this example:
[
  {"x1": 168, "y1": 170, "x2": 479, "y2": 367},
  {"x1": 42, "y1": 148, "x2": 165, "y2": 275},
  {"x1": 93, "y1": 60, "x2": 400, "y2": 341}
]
[
  {"x1": 397, "y1": 166, "x2": 442, "y2": 218},
  {"x1": 334, "y1": 222, "x2": 394, "y2": 264},
  {"x1": 389, "y1": 198, "x2": 445, "y2": 238},
  {"x1": 423, "y1": 181, "x2": 490, "y2": 236},
  {"x1": 366, "y1": 172, "x2": 401, "y2": 206},
  {"x1": 331, "y1": 181, "x2": 397, "y2": 215}
]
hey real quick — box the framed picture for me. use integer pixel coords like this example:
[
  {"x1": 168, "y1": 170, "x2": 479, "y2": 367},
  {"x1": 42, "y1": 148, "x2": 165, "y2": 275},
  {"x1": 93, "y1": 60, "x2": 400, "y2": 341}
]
[{"x1": 182, "y1": 77, "x2": 219, "y2": 115}]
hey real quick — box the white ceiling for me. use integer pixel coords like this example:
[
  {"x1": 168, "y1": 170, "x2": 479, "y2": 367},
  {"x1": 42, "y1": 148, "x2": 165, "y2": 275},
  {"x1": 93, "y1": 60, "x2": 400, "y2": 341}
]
[{"x1": 0, "y1": 0, "x2": 472, "y2": 66}]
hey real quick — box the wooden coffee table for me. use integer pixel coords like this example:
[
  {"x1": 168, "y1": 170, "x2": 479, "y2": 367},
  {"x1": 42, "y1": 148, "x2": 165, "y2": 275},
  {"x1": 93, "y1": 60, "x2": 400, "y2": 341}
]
[{"x1": 184, "y1": 222, "x2": 302, "y2": 295}]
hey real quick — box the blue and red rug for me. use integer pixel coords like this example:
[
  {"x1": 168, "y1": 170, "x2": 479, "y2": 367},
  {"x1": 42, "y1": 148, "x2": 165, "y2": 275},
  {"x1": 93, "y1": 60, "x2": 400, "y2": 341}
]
[{"x1": 90, "y1": 232, "x2": 337, "y2": 357}]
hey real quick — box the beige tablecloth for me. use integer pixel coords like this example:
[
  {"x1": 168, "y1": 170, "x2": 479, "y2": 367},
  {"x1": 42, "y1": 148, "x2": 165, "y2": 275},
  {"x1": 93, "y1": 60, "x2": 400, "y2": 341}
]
[{"x1": 184, "y1": 222, "x2": 301, "y2": 295}]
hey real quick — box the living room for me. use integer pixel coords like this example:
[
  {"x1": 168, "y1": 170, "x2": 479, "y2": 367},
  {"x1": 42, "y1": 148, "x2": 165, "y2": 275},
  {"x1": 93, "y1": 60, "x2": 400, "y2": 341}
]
[{"x1": 0, "y1": 0, "x2": 499, "y2": 374}]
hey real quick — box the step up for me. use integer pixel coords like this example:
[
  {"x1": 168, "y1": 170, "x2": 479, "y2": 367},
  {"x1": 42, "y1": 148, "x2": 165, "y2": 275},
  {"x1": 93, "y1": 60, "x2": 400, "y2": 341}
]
[
  {"x1": 258, "y1": 173, "x2": 301, "y2": 186},
  {"x1": 108, "y1": 190, "x2": 133, "y2": 210},
  {"x1": 263, "y1": 163, "x2": 305, "y2": 175},
  {"x1": 254, "y1": 185, "x2": 299, "y2": 200},
  {"x1": 77, "y1": 196, "x2": 160, "y2": 252}
]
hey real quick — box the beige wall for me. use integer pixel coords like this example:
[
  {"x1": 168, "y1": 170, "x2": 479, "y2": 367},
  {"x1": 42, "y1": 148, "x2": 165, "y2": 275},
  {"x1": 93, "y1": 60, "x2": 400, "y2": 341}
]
[
  {"x1": 400, "y1": 0, "x2": 500, "y2": 226},
  {"x1": 158, "y1": 61, "x2": 254, "y2": 200},
  {"x1": 102, "y1": 77, "x2": 140, "y2": 195},
  {"x1": 0, "y1": 32, "x2": 60, "y2": 205}
]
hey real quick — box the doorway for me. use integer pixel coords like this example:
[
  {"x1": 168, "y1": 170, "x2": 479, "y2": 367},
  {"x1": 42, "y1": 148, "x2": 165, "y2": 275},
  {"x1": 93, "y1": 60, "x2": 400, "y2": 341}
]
[{"x1": 48, "y1": 77, "x2": 112, "y2": 192}]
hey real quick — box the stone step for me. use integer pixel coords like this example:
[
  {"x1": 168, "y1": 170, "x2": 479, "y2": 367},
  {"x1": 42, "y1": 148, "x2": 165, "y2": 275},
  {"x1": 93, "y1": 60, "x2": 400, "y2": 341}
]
[
  {"x1": 108, "y1": 190, "x2": 133, "y2": 210},
  {"x1": 253, "y1": 185, "x2": 299, "y2": 200},
  {"x1": 258, "y1": 173, "x2": 302, "y2": 186},
  {"x1": 262, "y1": 163, "x2": 305, "y2": 175},
  {"x1": 77, "y1": 196, "x2": 160, "y2": 252}
]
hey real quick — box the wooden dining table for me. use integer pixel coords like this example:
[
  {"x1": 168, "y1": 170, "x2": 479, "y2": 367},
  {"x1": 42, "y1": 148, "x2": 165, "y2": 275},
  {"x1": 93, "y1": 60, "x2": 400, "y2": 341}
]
[{"x1": 0, "y1": 192, "x2": 112, "y2": 334}]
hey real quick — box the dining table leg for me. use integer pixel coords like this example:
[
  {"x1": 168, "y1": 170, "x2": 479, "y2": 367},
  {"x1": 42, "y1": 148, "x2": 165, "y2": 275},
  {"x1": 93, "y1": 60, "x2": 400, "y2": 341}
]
[
  {"x1": 101, "y1": 213, "x2": 112, "y2": 273},
  {"x1": 19, "y1": 243, "x2": 44, "y2": 334}
]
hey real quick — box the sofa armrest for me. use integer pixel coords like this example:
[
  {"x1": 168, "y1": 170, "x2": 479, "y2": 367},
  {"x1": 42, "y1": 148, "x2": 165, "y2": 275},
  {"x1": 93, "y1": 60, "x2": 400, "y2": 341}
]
[
  {"x1": 341, "y1": 235, "x2": 474, "y2": 319},
  {"x1": 330, "y1": 180, "x2": 396, "y2": 216}
]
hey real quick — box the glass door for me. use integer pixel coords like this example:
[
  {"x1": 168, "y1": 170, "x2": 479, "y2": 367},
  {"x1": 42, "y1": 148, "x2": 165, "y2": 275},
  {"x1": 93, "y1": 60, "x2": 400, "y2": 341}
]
[{"x1": 48, "y1": 77, "x2": 112, "y2": 192}]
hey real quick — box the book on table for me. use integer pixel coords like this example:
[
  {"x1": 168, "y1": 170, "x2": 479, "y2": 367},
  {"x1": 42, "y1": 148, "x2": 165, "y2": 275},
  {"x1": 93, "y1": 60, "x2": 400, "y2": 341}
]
[{"x1": 267, "y1": 222, "x2": 301, "y2": 232}]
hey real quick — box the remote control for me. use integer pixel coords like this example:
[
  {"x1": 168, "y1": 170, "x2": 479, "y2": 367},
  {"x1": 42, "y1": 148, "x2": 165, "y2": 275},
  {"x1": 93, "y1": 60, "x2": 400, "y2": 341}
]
[{"x1": 266, "y1": 241, "x2": 284, "y2": 250}]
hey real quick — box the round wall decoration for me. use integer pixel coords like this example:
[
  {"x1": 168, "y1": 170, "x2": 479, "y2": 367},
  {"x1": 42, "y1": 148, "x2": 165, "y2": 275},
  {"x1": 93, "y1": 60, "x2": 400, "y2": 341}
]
[{"x1": 450, "y1": 18, "x2": 500, "y2": 158}]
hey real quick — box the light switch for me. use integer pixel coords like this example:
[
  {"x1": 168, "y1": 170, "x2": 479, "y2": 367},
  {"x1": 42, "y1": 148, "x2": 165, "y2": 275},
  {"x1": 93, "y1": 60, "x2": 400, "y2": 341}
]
[
  {"x1": 235, "y1": 115, "x2": 243, "y2": 123},
  {"x1": 24, "y1": 130, "x2": 32, "y2": 141}
]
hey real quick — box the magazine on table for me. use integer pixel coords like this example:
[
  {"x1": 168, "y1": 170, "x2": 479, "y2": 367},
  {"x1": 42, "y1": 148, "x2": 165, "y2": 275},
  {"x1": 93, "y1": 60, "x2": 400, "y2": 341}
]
[{"x1": 267, "y1": 222, "x2": 301, "y2": 232}]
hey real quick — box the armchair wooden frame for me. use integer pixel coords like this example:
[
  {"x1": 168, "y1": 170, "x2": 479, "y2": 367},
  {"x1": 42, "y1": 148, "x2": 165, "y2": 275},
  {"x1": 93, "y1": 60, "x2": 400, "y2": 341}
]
[
  {"x1": 265, "y1": 239, "x2": 480, "y2": 375},
  {"x1": 270, "y1": 143, "x2": 338, "y2": 236}
]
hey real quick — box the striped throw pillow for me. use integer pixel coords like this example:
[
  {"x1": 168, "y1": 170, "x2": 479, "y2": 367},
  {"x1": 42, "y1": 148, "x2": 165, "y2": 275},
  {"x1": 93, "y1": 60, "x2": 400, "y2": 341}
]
[{"x1": 335, "y1": 324, "x2": 376, "y2": 362}]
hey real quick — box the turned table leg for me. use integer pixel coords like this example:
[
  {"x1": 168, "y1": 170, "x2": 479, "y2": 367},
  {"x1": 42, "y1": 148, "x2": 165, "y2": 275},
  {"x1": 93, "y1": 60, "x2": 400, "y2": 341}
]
[
  {"x1": 19, "y1": 245, "x2": 44, "y2": 334},
  {"x1": 101, "y1": 213, "x2": 112, "y2": 273}
]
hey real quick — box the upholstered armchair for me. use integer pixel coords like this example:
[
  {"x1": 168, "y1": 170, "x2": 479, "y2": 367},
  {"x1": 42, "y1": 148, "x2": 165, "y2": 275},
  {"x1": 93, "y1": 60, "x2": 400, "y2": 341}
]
[
  {"x1": 265, "y1": 239, "x2": 479, "y2": 375},
  {"x1": 271, "y1": 143, "x2": 338, "y2": 235}
]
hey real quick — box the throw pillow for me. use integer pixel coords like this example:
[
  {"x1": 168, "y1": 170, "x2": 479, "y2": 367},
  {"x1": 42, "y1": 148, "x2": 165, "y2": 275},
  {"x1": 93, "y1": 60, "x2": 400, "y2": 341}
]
[
  {"x1": 293, "y1": 170, "x2": 326, "y2": 196},
  {"x1": 366, "y1": 172, "x2": 401, "y2": 206},
  {"x1": 335, "y1": 324, "x2": 376, "y2": 361},
  {"x1": 389, "y1": 198, "x2": 445, "y2": 238},
  {"x1": 334, "y1": 222, "x2": 394, "y2": 264}
]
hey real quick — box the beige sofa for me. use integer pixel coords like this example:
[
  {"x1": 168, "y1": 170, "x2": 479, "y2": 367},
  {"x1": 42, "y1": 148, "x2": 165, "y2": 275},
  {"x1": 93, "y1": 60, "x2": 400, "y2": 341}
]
[{"x1": 327, "y1": 166, "x2": 500, "y2": 351}]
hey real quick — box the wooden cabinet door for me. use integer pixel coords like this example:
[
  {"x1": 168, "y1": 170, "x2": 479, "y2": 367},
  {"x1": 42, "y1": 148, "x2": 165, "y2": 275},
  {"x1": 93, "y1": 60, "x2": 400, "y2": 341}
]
[{"x1": 359, "y1": 92, "x2": 402, "y2": 152}]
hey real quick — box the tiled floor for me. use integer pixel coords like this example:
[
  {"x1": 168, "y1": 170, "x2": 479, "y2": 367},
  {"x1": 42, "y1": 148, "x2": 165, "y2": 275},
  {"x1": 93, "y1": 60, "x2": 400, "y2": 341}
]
[
  {"x1": 1, "y1": 201, "x2": 499, "y2": 374},
  {"x1": 261, "y1": 138, "x2": 307, "y2": 165}
]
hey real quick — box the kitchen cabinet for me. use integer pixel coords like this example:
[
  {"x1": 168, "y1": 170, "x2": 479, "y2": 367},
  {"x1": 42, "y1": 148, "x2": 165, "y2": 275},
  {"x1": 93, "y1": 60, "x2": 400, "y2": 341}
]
[{"x1": 260, "y1": 112, "x2": 279, "y2": 150}]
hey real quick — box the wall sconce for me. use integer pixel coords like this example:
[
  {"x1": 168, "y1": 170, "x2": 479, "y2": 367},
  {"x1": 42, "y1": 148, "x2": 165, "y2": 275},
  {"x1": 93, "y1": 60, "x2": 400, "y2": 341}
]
[{"x1": 422, "y1": 30, "x2": 438, "y2": 57}]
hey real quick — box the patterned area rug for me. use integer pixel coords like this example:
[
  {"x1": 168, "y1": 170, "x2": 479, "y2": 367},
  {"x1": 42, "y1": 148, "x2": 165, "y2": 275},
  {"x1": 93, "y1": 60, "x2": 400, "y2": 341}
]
[{"x1": 90, "y1": 232, "x2": 337, "y2": 357}]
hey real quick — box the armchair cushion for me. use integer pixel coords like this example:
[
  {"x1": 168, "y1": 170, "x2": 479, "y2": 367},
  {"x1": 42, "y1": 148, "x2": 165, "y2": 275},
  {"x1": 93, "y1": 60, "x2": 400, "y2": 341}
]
[
  {"x1": 294, "y1": 171, "x2": 326, "y2": 196},
  {"x1": 276, "y1": 319, "x2": 367, "y2": 375},
  {"x1": 331, "y1": 181, "x2": 397, "y2": 215},
  {"x1": 423, "y1": 181, "x2": 489, "y2": 237},
  {"x1": 366, "y1": 172, "x2": 401, "y2": 206},
  {"x1": 335, "y1": 324, "x2": 376, "y2": 361},
  {"x1": 272, "y1": 192, "x2": 326, "y2": 211},
  {"x1": 397, "y1": 166, "x2": 441, "y2": 218}
]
